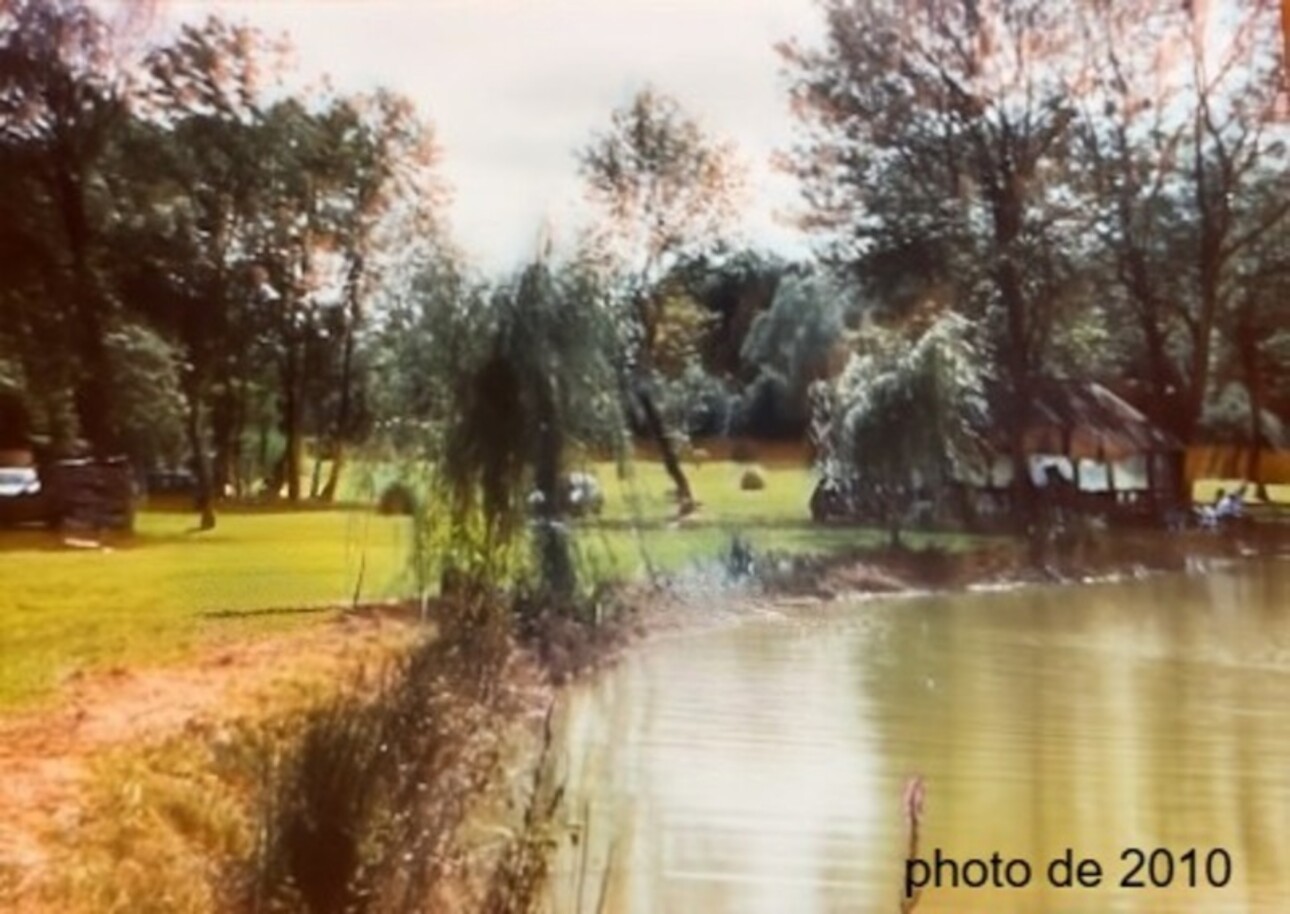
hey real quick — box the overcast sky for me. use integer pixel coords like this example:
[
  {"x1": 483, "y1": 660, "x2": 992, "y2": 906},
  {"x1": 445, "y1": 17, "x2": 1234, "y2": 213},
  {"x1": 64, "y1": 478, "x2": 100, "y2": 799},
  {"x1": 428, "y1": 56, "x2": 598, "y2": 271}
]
[{"x1": 164, "y1": 0, "x2": 823, "y2": 271}]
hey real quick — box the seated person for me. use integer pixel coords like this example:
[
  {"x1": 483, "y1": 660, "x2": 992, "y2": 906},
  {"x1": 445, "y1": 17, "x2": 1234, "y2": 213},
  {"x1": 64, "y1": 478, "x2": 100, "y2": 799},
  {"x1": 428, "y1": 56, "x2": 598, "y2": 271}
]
[
  {"x1": 1215, "y1": 484, "x2": 1246, "y2": 520},
  {"x1": 1197, "y1": 485, "x2": 1246, "y2": 527},
  {"x1": 1195, "y1": 487, "x2": 1224, "y2": 527}
]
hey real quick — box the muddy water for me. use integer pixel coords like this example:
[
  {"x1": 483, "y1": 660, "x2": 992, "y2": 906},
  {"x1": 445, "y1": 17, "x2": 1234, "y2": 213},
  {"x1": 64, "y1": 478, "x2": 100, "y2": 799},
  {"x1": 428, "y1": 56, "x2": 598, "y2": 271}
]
[{"x1": 551, "y1": 559, "x2": 1290, "y2": 914}]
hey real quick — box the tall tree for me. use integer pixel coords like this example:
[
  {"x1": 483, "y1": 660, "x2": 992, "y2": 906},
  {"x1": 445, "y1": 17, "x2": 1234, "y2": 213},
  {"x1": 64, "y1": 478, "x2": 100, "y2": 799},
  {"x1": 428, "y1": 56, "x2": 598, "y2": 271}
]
[
  {"x1": 1078, "y1": 0, "x2": 1287, "y2": 443},
  {"x1": 781, "y1": 0, "x2": 1093, "y2": 525},
  {"x1": 578, "y1": 87, "x2": 746, "y2": 513},
  {"x1": 819, "y1": 311, "x2": 990, "y2": 547},
  {"x1": 315, "y1": 90, "x2": 444, "y2": 501},
  {"x1": 118, "y1": 15, "x2": 281, "y2": 525},
  {"x1": 0, "y1": 0, "x2": 131, "y2": 453},
  {"x1": 1223, "y1": 171, "x2": 1290, "y2": 496}
]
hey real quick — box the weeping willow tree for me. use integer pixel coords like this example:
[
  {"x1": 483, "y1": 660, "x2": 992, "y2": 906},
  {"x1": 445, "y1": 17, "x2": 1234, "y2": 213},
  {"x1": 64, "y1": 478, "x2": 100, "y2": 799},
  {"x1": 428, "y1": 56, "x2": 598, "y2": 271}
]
[
  {"x1": 821, "y1": 310, "x2": 990, "y2": 547},
  {"x1": 419, "y1": 243, "x2": 624, "y2": 613}
]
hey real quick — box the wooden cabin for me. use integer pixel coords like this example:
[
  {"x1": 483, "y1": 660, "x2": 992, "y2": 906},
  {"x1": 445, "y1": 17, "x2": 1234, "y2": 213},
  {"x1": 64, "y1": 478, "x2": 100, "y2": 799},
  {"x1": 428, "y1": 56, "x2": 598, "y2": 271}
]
[{"x1": 960, "y1": 380, "x2": 1184, "y2": 519}]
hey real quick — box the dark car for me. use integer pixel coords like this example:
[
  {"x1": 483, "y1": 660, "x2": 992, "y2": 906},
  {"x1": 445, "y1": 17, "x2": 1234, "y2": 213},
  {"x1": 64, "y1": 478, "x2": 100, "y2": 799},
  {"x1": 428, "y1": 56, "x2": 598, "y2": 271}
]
[
  {"x1": 0, "y1": 465, "x2": 50, "y2": 526},
  {"x1": 145, "y1": 468, "x2": 199, "y2": 497}
]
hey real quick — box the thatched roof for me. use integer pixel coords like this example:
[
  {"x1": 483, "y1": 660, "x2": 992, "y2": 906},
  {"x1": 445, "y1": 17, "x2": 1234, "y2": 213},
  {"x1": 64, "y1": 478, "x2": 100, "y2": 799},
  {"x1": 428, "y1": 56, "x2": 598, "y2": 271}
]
[{"x1": 997, "y1": 380, "x2": 1181, "y2": 462}]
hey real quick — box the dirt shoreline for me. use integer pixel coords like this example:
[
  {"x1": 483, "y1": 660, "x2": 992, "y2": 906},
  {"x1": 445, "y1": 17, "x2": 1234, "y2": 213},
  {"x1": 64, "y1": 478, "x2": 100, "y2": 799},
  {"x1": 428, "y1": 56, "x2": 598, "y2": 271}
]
[
  {"x1": 0, "y1": 614, "x2": 419, "y2": 907},
  {"x1": 747, "y1": 524, "x2": 1290, "y2": 603}
]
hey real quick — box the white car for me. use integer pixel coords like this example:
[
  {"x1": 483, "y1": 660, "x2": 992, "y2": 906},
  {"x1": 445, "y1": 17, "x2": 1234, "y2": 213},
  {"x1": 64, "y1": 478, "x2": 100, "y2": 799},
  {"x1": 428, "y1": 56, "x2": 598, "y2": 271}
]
[
  {"x1": 0, "y1": 465, "x2": 47, "y2": 526},
  {"x1": 0, "y1": 466, "x2": 40, "y2": 497}
]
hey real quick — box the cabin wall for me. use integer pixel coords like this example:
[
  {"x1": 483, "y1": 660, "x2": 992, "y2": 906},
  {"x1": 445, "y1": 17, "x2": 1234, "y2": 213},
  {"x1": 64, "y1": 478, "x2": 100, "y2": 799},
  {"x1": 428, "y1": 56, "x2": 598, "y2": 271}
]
[
  {"x1": 1184, "y1": 446, "x2": 1290, "y2": 487},
  {"x1": 958, "y1": 454, "x2": 1155, "y2": 492}
]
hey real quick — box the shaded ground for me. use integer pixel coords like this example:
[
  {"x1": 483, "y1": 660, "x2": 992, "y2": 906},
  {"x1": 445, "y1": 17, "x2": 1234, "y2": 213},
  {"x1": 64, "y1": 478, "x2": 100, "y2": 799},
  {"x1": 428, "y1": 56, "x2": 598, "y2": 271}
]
[{"x1": 0, "y1": 608, "x2": 418, "y2": 907}]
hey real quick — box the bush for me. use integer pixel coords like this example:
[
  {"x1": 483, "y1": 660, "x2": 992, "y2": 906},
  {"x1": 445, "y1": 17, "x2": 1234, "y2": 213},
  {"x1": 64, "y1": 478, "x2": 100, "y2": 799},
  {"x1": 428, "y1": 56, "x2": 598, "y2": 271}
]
[
  {"x1": 377, "y1": 482, "x2": 417, "y2": 516},
  {"x1": 251, "y1": 624, "x2": 521, "y2": 913},
  {"x1": 740, "y1": 466, "x2": 767, "y2": 491}
]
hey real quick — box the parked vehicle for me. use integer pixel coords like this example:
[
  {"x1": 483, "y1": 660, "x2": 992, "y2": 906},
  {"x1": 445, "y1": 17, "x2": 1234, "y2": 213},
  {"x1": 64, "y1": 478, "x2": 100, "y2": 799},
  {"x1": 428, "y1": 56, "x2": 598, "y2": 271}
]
[
  {"x1": 144, "y1": 468, "x2": 199, "y2": 496},
  {"x1": 0, "y1": 465, "x2": 49, "y2": 526}
]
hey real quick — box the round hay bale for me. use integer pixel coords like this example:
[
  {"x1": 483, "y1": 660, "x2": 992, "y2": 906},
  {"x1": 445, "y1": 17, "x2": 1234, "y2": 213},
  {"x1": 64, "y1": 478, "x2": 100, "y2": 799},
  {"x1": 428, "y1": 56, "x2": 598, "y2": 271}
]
[
  {"x1": 740, "y1": 466, "x2": 767, "y2": 491},
  {"x1": 377, "y1": 482, "x2": 416, "y2": 516}
]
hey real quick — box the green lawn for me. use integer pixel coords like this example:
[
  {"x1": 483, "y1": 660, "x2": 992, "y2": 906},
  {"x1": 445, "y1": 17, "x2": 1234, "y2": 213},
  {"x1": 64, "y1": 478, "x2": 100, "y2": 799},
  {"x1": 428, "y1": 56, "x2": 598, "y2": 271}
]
[
  {"x1": 597, "y1": 458, "x2": 817, "y2": 523},
  {"x1": 4, "y1": 455, "x2": 1276, "y2": 709},
  {"x1": 0, "y1": 460, "x2": 975, "y2": 709},
  {"x1": 575, "y1": 459, "x2": 979, "y2": 578},
  {"x1": 0, "y1": 510, "x2": 411, "y2": 708}
]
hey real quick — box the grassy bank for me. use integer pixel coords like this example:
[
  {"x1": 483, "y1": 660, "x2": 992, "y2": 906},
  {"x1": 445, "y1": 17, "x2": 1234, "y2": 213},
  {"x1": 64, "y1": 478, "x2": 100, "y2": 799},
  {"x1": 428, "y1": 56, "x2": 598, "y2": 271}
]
[
  {"x1": 0, "y1": 460, "x2": 983, "y2": 708},
  {"x1": 15, "y1": 619, "x2": 562, "y2": 914},
  {"x1": 5, "y1": 454, "x2": 1285, "y2": 912}
]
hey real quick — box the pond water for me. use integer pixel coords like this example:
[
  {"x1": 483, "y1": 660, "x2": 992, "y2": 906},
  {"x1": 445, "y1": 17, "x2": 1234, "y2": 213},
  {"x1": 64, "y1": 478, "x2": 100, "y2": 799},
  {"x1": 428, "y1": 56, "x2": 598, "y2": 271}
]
[{"x1": 551, "y1": 558, "x2": 1290, "y2": 913}]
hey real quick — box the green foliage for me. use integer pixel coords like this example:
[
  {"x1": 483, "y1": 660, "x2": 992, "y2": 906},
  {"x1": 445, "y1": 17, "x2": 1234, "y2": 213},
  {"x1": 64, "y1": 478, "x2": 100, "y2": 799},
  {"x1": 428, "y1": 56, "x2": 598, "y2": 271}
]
[
  {"x1": 103, "y1": 321, "x2": 187, "y2": 468},
  {"x1": 366, "y1": 257, "x2": 479, "y2": 457},
  {"x1": 651, "y1": 287, "x2": 714, "y2": 378},
  {"x1": 823, "y1": 312, "x2": 990, "y2": 543},
  {"x1": 657, "y1": 359, "x2": 735, "y2": 439},
  {"x1": 403, "y1": 254, "x2": 625, "y2": 606},
  {"x1": 783, "y1": 0, "x2": 1289, "y2": 454},
  {"x1": 0, "y1": 0, "x2": 129, "y2": 451},
  {"x1": 738, "y1": 271, "x2": 848, "y2": 435},
  {"x1": 1, "y1": 1, "x2": 450, "y2": 511}
]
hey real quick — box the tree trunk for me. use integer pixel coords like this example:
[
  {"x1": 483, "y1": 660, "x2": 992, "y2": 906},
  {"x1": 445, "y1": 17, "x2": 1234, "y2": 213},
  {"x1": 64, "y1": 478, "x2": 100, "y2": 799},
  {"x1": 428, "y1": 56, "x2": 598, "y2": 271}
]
[
  {"x1": 183, "y1": 378, "x2": 216, "y2": 531},
  {"x1": 635, "y1": 379, "x2": 694, "y2": 513},
  {"x1": 321, "y1": 450, "x2": 345, "y2": 504},
  {"x1": 888, "y1": 499, "x2": 903, "y2": 550},
  {"x1": 229, "y1": 382, "x2": 247, "y2": 498},
  {"x1": 533, "y1": 379, "x2": 576, "y2": 600},
  {"x1": 309, "y1": 453, "x2": 325, "y2": 499},
  {"x1": 998, "y1": 242, "x2": 1040, "y2": 552},
  {"x1": 1181, "y1": 116, "x2": 1225, "y2": 447},
  {"x1": 1239, "y1": 310, "x2": 1270, "y2": 501},
  {"x1": 281, "y1": 340, "x2": 302, "y2": 502},
  {"x1": 257, "y1": 417, "x2": 271, "y2": 495},
  {"x1": 627, "y1": 283, "x2": 697, "y2": 513},
  {"x1": 322, "y1": 256, "x2": 363, "y2": 503},
  {"x1": 53, "y1": 167, "x2": 117, "y2": 456},
  {"x1": 1181, "y1": 284, "x2": 1220, "y2": 445},
  {"x1": 210, "y1": 389, "x2": 235, "y2": 500}
]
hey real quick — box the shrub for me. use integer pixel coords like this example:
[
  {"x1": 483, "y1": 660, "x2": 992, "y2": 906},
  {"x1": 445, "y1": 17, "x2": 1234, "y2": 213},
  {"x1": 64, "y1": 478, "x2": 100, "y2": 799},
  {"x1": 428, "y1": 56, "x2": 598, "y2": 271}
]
[
  {"x1": 250, "y1": 623, "x2": 522, "y2": 913},
  {"x1": 377, "y1": 482, "x2": 416, "y2": 516}
]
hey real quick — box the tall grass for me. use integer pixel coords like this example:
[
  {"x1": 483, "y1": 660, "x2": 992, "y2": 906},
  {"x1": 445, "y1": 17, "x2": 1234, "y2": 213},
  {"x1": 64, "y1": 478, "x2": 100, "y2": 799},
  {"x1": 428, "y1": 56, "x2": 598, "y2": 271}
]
[{"x1": 247, "y1": 602, "x2": 531, "y2": 913}]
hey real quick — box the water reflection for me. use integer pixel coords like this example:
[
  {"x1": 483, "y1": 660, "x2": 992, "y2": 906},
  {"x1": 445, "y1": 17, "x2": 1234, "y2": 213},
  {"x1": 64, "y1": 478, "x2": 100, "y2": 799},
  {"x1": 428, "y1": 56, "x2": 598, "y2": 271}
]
[{"x1": 553, "y1": 559, "x2": 1290, "y2": 913}]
